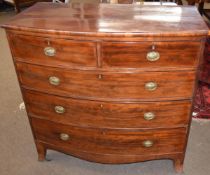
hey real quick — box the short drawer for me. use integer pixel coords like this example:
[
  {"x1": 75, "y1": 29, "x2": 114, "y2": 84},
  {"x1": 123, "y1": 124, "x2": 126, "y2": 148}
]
[
  {"x1": 102, "y1": 41, "x2": 201, "y2": 68},
  {"x1": 32, "y1": 117, "x2": 187, "y2": 155},
  {"x1": 24, "y1": 90, "x2": 191, "y2": 129},
  {"x1": 8, "y1": 33, "x2": 97, "y2": 67},
  {"x1": 17, "y1": 63, "x2": 195, "y2": 101}
]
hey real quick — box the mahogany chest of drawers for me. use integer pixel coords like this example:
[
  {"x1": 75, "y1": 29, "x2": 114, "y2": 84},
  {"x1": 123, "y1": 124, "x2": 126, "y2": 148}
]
[{"x1": 2, "y1": 2, "x2": 209, "y2": 173}]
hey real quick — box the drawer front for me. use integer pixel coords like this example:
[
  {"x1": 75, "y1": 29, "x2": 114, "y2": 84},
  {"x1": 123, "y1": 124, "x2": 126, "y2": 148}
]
[
  {"x1": 32, "y1": 117, "x2": 187, "y2": 155},
  {"x1": 8, "y1": 34, "x2": 97, "y2": 67},
  {"x1": 24, "y1": 90, "x2": 191, "y2": 129},
  {"x1": 102, "y1": 42, "x2": 201, "y2": 68},
  {"x1": 17, "y1": 63, "x2": 195, "y2": 101}
]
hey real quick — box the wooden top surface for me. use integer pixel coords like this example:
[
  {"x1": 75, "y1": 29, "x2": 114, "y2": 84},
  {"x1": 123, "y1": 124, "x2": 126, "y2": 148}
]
[{"x1": 2, "y1": 2, "x2": 209, "y2": 37}]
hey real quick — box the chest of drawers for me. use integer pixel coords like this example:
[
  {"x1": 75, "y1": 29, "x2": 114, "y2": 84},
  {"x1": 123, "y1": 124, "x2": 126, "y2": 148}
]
[{"x1": 2, "y1": 2, "x2": 209, "y2": 173}]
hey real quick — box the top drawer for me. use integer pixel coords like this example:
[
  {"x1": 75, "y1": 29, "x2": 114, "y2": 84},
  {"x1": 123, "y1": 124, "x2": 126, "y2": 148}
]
[
  {"x1": 8, "y1": 34, "x2": 97, "y2": 68},
  {"x1": 101, "y1": 41, "x2": 201, "y2": 69}
]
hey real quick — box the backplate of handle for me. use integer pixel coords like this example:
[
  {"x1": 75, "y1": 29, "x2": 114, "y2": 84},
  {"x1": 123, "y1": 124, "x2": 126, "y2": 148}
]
[
  {"x1": 144, "y1": 112, "x2": 155, "y2": 120},
  {"x1": 146, "y1": 50, "x2": 160, "y2": 62},
  {"x1": 54, "y1": 106, "x2": 65, "y2": 114},
  {"x1": 60, "y1": 133, "x2": 70, "y2": 141},
  {"x1": 142, "y1": 140, "x2": 154, "y2": 148},
  {"x1": 49, "y1": 76, "x2": 60, "y2": 86},
  {"x1": 44, "y1": 47, "x2": 56, "y2": 57},
  {"x1": 145, "y1": 82, "x2": 157, "y2": 91}
]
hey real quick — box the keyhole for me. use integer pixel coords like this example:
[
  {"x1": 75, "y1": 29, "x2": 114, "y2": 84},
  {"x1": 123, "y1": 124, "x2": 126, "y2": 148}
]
[
  {"x1": 47, "y1": 40, "x2": 51, "y2": 46},
  {"x1": 98, "y1": 74, "x2": 103, "y2": 79}
]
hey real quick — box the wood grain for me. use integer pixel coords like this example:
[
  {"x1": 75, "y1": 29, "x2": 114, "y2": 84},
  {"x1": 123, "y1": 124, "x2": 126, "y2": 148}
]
[
  {"x1": 2, "y1": 2, "x2": 208, "y2": 172},
  {"x1": 24, "y1": 89, "x2": 192, "y2": 129},
  {"x1": 16, "y1": 62, "x2": 196, "y2": 101},
  {"x1": 102, "y1": 41, "x2": 201, "y2": 68},
  {"x1": 1, "y1": 2, "x2": 208, "y2": 37},
  {"x1": 36, "y1": 140, "x2": 184, "y2": 166},
  {"x1": 32, "y1": 117, "x2": 187, "y2": 156},
  {"x1": 8, "y1": 33, "x2": 97, "y2": 67}
]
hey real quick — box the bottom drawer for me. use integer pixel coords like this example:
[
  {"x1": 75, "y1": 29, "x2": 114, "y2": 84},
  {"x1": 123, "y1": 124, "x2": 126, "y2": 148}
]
[{"x1": 32, "y1": 118, "x2": 187, "y2": 156}]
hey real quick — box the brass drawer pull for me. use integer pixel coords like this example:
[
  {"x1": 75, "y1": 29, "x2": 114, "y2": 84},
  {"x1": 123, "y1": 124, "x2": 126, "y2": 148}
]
[
  {"x1": 44, "y1": 47, "x2": 56, "y2": 57},
  {"x1": 55, "y1": 106, "x2": 65, "y2": 114},
  {"x1": 142, "y1": 140, "x2": 154, "y2": 148},
  {"x1": 145, "y1": 82, "x2": 157, "y2": 91},
  {"x1": 144, "y1": 112, "x2": 155, "y2": 120},
  {"x1": 60, "y1": 133, "x2": 70, "y2": 141},
  {"x1": 49, "y1": 76, "x2": 60, "y2": 86},
  {"x1": 146, "y1": 51, "x2": 160, "y2": 62}
]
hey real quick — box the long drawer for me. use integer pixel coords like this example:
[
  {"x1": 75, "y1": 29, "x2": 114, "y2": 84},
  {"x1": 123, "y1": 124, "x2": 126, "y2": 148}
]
[
  {"x1": 8, "y1": 34, "x2": 97, "y2": 67},
  {"x1": 32, "y1": 117, "x2": 187, "y2": 155},
  {"x1": 16, "y1": 63, "x2": 195, "y2": 101},
  {"x1": 101, "y1": 41, "x2": 201, "y2": 68},
  {"x1": 24, "y1": 90, "x2": 191, "y2": 129}
]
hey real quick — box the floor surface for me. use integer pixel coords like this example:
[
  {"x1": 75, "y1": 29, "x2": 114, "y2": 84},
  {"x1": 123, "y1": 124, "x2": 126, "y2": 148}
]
[{"x1": 1, "y1": 5, "x2": 210, "y2": 175}]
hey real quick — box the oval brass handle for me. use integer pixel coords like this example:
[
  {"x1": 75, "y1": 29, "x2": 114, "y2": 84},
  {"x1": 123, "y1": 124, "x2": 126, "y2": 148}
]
[
  {"x1": 55, "y1": 106, "x2": 65, "y2": 114},
  {"x1": 144, "y1": 112, "x2": 155, "y2": 120},
  {"x1": 49, "y1": 76, "x2": 60, "y2": 86},
  {"x1": 44, "y1": 47, "x2": 56, "y2": 57},
  {"x1": 60, "y1": 133, "x2": 70, "y2": 141},
  {"x1": 146, "y1": 51, "x2": 160, "y2": 62},
  {"x1": 142, "y1": 140, "x2": 154, "y2": 148},
  {"x1": 145, "y1": 82, "x2": 157, "y2": 91}
]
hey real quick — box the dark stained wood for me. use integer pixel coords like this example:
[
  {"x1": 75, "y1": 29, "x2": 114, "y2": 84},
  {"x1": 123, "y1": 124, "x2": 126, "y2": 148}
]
[
  {"x1": 174, "y1": 157, "x2": 184, "y2": 173},
  {"x1": 31, "y1": 117, "x2": 187, "y2": 156},
  {"x1": 2, "y1": 2, "x2": 208, "y2": 173},
  {"x1": 8, "y1": 33, "x2": 97, "y2": 67},
  {"x1": 102, "y1": 41, "x2": 201, "y2": 68},
  {"x1": 117, "y1": 0, "x2": 133, "y2": 3},
  {"x1": 35, "y1": 141, "x2": 46, "y2": 161},
  {"x1": 37, "y1": 140, "x2": 184, "y2": 165},
  {"x1": 24, "y1": 89, "x2": 192, "y2": 129},
  {"x1": 1, "y1": 2, "x2": 209, "y2": 37},
  {"x1": 16, "y1": 62, "x2": 196, "y2": 101},
  {"x1": 6, "y1": 30, "x2": 207, "y2": 42}
]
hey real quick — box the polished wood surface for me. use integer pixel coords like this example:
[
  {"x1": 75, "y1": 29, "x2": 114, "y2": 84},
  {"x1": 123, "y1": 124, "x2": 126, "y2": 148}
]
[
  {"x1": 2, "y1": 2, "x2": 208, "y2": 37},
  {"x1": 16, "y1": 62, "x2": 196, "y2": 101},
  {"x1": 24, "y1": 90, "x2": 191, "y2": 129},
  {"x1": 2, "y1": 2, "x2": 209, "y2": 173},
  {"x1": 102, "y1": 41, "x2": 201, "y2": 68},
  {"x1": 8, "y1": 33, "x2": 202, "y2": 69},
  {"x1": 8, "y1": 33, "x2": 97, "y2": 67},
  {"x1": 32, "y1": 117, "x2": 187, "y2": 156},
  {"x1": 36, "y1": 139, "x2": 184, "y2": 167}
]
